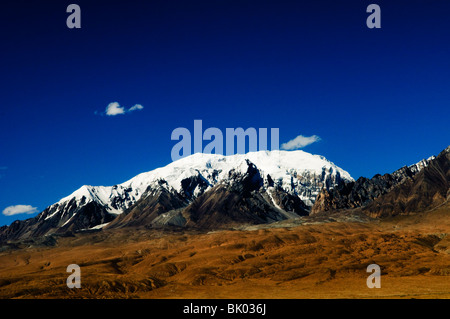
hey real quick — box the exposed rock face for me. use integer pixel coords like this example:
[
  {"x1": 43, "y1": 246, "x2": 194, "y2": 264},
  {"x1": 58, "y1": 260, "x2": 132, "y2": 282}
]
[
  {"x1": 362, "y1": 147, "x2": 450, "y2": 218},
  {"x1": 270, "y1": 187, "x2": 309, "y2": 214},
  {"x1": 311, "y1": 147, "x2": 449, "y2": 217},
  {"x1": 179, "y1": 174, "x2": 210, "y2": 199}
]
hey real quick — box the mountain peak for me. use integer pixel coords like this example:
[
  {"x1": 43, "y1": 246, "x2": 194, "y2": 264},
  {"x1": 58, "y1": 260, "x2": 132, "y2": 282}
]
[{"x1": 118, "y1": 150, "x2": 353, "y2": 202}]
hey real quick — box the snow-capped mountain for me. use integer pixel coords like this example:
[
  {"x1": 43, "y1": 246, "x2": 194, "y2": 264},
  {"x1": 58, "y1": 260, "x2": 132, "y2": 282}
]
[
  {"x1": 46, "y1": 150, "x2": 353, "y2": 217},
  {"x1": 0, "y1": 150, "x2": 352, "y2": 241}
]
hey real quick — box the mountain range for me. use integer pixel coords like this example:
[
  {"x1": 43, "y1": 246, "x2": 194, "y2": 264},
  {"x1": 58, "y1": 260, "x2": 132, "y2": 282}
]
[
  {"x1": 1, "y1": 146, "x2": 449, "y2": 243},
  {"x1": 0, "y1": 150, "x2": 352, "y2": 241}
]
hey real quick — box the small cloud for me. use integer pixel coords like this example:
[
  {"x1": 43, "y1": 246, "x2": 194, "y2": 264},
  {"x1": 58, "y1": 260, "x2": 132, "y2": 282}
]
[
  {"x1": 128, "y1": 104, "x2": 143, "y2": 112},
  {"x1": 103, "y1": 102, "x2": 144, "y2": 116},
  {"x1": 281, "y1": 134, "x2": 321, "y2": 150},
  {"x1": 2, "y1": 205, "x2": 39, "y2": 216},
  {"x1": 105, "y1": 102, "x2": 126, "y2": 116}
]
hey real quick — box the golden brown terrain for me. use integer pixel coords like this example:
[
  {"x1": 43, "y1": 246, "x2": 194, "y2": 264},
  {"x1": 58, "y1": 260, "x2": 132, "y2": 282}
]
[{"x1": 0, "y1": 204, "x2": 449, "y2": 299}]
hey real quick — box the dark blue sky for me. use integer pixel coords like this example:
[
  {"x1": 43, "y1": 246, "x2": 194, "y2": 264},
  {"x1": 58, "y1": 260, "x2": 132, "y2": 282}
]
[{"x1": 1, "y1": 0, "x2": 449, "y2": 226}]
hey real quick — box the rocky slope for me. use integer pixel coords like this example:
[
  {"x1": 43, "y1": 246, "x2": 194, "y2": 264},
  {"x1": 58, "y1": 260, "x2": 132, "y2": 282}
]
[
  {"x1": 311, "y1": 147, "x2": 448, "y2": 215},
  {"x1": 362, "y1": 146, "x2": 450, "y2": 217}
]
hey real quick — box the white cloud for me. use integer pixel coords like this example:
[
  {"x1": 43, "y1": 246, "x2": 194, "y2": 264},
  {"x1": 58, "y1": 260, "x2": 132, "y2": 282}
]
[
  {"x1": 128, "y1": 104, "x2": 143, "y2": 112},
  {"x1": 104, "y1": 102, "x2": 144, "y2": 116},
  {"x1": 2, "y1": 205, "x2": 39, "y2": 216},
  {"x1": 105, "y1": 102, "x2": 126, "y2": 116},
  {"x1": 281, "y1": 134, "x2": 321, "y2": 150}
]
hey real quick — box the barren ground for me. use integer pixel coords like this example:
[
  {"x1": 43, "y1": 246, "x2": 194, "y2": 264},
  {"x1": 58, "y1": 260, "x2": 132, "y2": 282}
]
[{"x1": 0, "y1": 205, "x2": 449, "y2": 299}]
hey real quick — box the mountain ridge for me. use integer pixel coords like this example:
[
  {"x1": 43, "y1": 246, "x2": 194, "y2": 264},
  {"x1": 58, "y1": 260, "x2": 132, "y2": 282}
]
[
  {"x1": 362, "y1": 146, "x2": 450, "y2": 217},
  {"x1": 311, "y1": 146, "x2": 449, "y2": 216}
]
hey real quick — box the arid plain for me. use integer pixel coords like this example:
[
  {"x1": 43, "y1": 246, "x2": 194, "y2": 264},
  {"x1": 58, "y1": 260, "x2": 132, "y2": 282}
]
[{"x1": 0, "y1": 203, "x2": 449, "y2": 299}]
